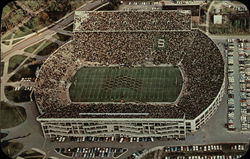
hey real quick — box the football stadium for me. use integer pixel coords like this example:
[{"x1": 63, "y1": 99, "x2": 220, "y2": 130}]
[{"x1": 34, "y1": 10, "x2": 226, "y2": 139}]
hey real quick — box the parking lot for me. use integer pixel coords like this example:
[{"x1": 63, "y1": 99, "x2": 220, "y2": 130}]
[
  {"x1": 134, "y1": 143, "x2": 248, "y2": 159},
  {"x1": 118, "y1": 1, "x2": 162, "y2": 11},
  {"x1": 52, "y1": 136, "x2": 155, "y2": 143},
  {"x1": 226, "y1": 38, "x2": 250, "y2": 131},
  {"x1": 55, "y1": 147, "x2": 127, "y2": 158}
]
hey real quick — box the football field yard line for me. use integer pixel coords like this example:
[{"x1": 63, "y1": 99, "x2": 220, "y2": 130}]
[{"x1": 69, "y1": 67, "x2": 183, "y2": 102}]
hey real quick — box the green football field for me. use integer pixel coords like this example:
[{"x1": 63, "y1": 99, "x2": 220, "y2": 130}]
[{"x1": 69, "y1": 67, "x2": 183, "y2": 102}]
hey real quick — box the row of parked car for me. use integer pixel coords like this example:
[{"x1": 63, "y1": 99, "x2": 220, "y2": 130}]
[
  {"x1": 164, "y1": 145, "x2": 223, "y2": 152},
  {"x1": 164, "y1": 155, "x2": 243, "y2": 159},
  {"x1": 55, "y1": 136, "x2": 155, "y2": 143},
  {"x1": 227, "y1": 39, "x2": 237, "y2": 131},
  {"x1": 56, "y1": 147, "x2": 126, "y2": 158},
  {"x1": 238, "y1": 40, "x2": 250, "y2": 131},
  {"x1": 119, "y1": 137, "x2": 154, "y2": 143},
  {"x1": 55, "y1": 136, "x2": 66, "y2": 142},
  {"x1": 69, "y1": 136, "x2": 115, "y2": 142},
  {"x1": 226, "y1": 38, "x2": 250, "y2": 131},
  {"x1": 231, "y1": 144, "x2": 245, "y2": 150},
  {"x1": 127, "y1": 150, "x2": 145, "y2": 159},
  {"x1": 14, "y1": 86, "x2": 32, "y2": 91}
]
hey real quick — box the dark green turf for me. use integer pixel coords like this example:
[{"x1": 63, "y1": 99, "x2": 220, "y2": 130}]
[{"x1": 69, "y1": 67, "x2": 183, "y2": 102}]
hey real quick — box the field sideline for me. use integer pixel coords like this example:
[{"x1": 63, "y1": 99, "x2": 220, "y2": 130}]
[{"x1": 69, "y1": 67, "x2": 183, "y2": 103}]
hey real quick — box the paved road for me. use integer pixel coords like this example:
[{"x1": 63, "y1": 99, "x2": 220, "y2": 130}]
[
  {"x1": 232, "y1": 41, "x2": 242, "y2": 131},
  {"x1": 1, "y1": 0, "x2": 107, "y2": 60},
  {"x1": 205, "y1": 0, "x2": 215, "y2": 33},
  {"x1": 210, "y1": 35, "x2": 250, "y2": 40}
]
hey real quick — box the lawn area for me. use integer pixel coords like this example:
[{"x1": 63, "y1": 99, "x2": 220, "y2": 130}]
[
  {"x1": 1, "y1": 62, "x2": 4, "y2": 76},
  {"x1": 52, "y1": 33, "x2": 71, "y2": 42},
  {"x1": 0, "y1": 133, "x2": 8, "y2": 139},
  {"x1": 9, "y1": 64, "x2": 41, "y2": 82},
  {"x1": 5, "y1": 86, "x2": 31, "y2": 102},
  {"x1": 19, "y1": 149, "x2": 45, "y2": 159},
  {"x1": 2, "y1": 33, "x2": 12, "y2": 40},
  {"x1": 2, "y1": 3, "x2": 14, "y2": 18},
  {"x1": 69, "y1": 67, "x2": 183, "y2": 102},
  {"x1": 13, "y1": 25, "x2": 34, "y2": 39},
  {"x1": 2, "y1": 40, "x2": 10, "y2": 45},
  {"x1": 24, "y1": 40, "x2": 44, "y2": 53},
  {"x1": 14, "y1": 15, "x2": 51, "y2": 38},
  {"x1": 8, "y1": 55, "x2": 27, "y2": 73},
  {"x1": 64, "y1": 24, "x2": 73, "y2": 31},
  {"x1": 12, "y1": 38, "x2": 24, "y2": 45},
  {"x1": 36, "y1": 40, "x2": 59, "y2": 56},
  {"x1": 1, "y1": 142, "x2": 24, "y2": 157},
  {"x1": 0, "y1": 101, "x2": 26, "y2": 129},
  {"x1": 20, "y1": 0, "x2": 45, "y2": 11}
]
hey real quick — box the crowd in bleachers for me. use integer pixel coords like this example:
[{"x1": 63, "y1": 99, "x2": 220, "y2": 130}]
[
  {"x1": 73, "y1": 31, "x2": 195, "y2": 66},
  {"x1": 179, "y1": 31, "x2": 224, "y2": 119},
  {"x1": 34, "y1": 11, "x2": 224, "y2": 120},
  {"x1": 41, "y1": 103, "x2": 185, "y2": 119},
  {"x1": 74, "y1": 10, "x2": 191, "y2": 31}
]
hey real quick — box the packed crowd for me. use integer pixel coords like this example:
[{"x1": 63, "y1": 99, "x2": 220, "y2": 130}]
[
  {"x1": 178, "y1": 31, "x2": 224, "y2": 119},
  {"x1": 40, "y1": 103, "x2": 185, "y2": 119},
  {"x1": 34, "y1": 11, "x2": 224, "y2": 120},
  {"x1": 73, "y1": 31, "x2": 195, "y2": 66},
  {"x1": 74, "y1": 10, "x2": 191, "y2": 31}
]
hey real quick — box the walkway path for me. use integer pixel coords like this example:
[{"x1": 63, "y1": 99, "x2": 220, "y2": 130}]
[
  {"x1": 232, "y1": 41, "x2": 242, "y2": 131},
  {"x1": 206, "y1": 0, "x2": 215, "y2": 33},
  {"x1": 15, "y1": 1, "x2": 36, "y2": 16}
]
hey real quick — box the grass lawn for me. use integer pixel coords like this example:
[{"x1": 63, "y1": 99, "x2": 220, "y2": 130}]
[
  {"x1": 5, "y1": 86, "x2": 31, "y2": 102},
  {"x1": 0, "y1": 133, "x2": 8, "y2": 139},
  {"x1": 69, "y1": 67, "x2": 183, "y2": 102},
  {"x1": 14, "y1": 25, "x2": 34, "y2": 38},
  {"x1": 12, "y1": 38, "x2": 24, "y2": 45},
  {"x1": 1, "y1": 142, "x2": 24, "y2": 157},
  {"x1": 52, "y1": 33, "x2": 71, "y2": 42},
  {"x1": 2, "y1": 33, "x2": 12, "y2": 40},
  {"x1": 20, "y1": 0, "x2": 44, "y2": 11},
  {"x1": 1, "y1": 62, "x2": 4, "y2": 76},
  {"x1": 9, "y1": 64, "x2": 41, "y2": 82},
  {"x1": 24, "y1": 40, "x2": 44, "y2": 53},
  {"x1": 36, "y1": 40, "x2": 59, "y2": 56},
  {"x1": 2, "y1": 2, "x2": 16, "y2": 19},
  {"x1": 0, "y1": 101, "x2": 26, "y2": 129},
  {"x1": 19, "y1": 149, "x2": 45, "y2": 159},
  {"x1": 8, "y1": 55, "x2": 27, "y2": 73},
  {"x1": 14, "y1": 15, "x2": 51, "y2": 38},
  {"x1": 2, "y1": 40, "x2": 10, "y2": 45},
  {"x1": 64, "y1": 24, "x2": 73, "y2": 31}
]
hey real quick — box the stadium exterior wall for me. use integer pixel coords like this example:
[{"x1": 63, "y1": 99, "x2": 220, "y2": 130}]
[{"x1": 37, "y1": 117, "x2": 186, "y2": 138}]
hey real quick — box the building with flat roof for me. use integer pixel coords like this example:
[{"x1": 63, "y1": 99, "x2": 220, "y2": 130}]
[{"x1": 214, "y1": 15, "x2": 223, "y2": 24}]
